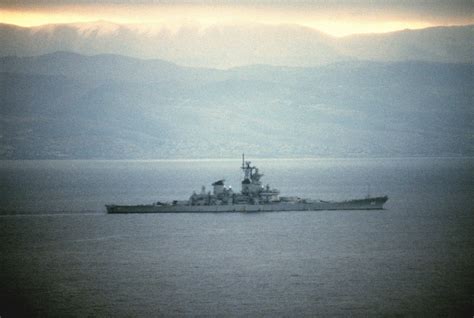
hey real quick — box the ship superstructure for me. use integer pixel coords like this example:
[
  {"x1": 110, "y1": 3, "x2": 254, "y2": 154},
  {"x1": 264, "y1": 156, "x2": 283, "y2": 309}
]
[
  {"x1": 106, "y1": 155, "x2": 388, "y2": 213},
  {"x1": 188, "y1": 155, "x2": 280, "y2": 206}
]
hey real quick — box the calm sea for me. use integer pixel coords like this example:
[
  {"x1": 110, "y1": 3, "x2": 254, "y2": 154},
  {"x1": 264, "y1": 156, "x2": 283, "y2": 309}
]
[{"x1": 1, "y1": 157, "x2": 473, "y2": 316}]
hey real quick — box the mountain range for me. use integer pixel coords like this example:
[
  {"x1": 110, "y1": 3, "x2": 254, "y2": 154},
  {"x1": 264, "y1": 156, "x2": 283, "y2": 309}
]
[
  {"x1": 1, "y1": 51, "x2": 472, "y2": 159},
  {"x1": 1, "y1": 22, "x2": 473, "y2": 68}
]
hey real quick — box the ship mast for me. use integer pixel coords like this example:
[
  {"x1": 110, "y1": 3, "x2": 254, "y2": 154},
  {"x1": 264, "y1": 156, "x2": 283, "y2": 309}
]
[{"x1": 241, "y1": 153, "x2": 252, "y2": 180}]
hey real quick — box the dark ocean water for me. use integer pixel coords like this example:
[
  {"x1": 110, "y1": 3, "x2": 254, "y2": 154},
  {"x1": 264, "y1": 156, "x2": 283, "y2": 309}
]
[{"x1": 1, "y1": 158, "x2": 473, "y2": 317}]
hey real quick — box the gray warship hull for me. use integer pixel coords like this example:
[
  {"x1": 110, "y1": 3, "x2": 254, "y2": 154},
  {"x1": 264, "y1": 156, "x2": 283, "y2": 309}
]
[
  {"x1": 106, "y1": 155, "x2": 388, "y2": 214},
  {"x1": 106, "y1": 196, "x2": 388, "y2": 214}
]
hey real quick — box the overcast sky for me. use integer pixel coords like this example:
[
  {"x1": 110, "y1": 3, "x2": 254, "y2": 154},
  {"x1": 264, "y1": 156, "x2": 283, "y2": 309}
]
[{"x1": 1, "y1": 0, "x2": 472, "y2": 36}]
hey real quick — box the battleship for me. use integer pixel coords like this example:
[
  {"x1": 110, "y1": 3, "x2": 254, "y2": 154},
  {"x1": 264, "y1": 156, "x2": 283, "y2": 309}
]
[{"x1": 106, "y1": 155, "x2": 388, "y2": 213}]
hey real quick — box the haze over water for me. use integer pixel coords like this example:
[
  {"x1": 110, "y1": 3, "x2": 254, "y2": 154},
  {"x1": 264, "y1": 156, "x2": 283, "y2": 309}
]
[
  {"x1": 1, "y1": 1, "x2": 473, "y2": 316},
  {"x1": 1, "y1": 157, "x2": 473, "y2": 316}
]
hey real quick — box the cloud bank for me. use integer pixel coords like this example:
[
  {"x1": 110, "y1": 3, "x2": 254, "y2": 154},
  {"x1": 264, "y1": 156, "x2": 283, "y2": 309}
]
[{"x1": 1, "y1": 1, "x2": 473, "y2": 36}]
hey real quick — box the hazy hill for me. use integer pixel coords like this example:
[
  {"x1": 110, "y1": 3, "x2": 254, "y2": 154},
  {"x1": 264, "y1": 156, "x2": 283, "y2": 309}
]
[
  {"x1": 1, "y1": 22, "x2": 472, "y2": 68},
  {"x1": 1, "y1": 52, "x2": 472, "y2": 159},
  {"x1": 336, "y1": 25, "x2": 474, "y2": 64},
  {"x1": 0, "y1": 51, "x2": 229, "y2": 86}
]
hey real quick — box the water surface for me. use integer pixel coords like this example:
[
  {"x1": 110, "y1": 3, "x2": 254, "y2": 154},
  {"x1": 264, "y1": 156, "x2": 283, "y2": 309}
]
[{"x1": 1, "y1": 158, "x2": 473, "y2": 316}]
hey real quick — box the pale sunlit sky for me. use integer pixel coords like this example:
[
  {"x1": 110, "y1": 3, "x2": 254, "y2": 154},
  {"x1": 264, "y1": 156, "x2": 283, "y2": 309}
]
[{"x1": 0, "y1": 1, "x2": 473, "y2": 36}]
